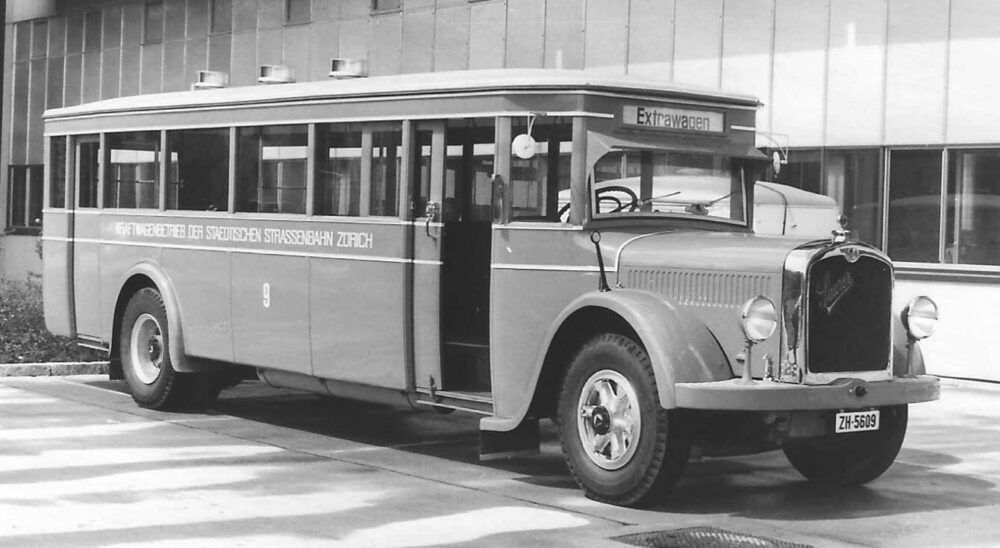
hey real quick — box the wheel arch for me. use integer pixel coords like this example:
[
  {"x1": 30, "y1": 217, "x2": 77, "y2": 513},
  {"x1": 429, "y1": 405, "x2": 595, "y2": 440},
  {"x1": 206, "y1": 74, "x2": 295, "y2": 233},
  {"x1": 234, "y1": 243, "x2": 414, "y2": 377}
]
[
  {"x1": 524, "y1": 290, "x2": 733, "y2": 424},
  {"x1": 112, "y1": 262, "x2": 194, "y2": 375}
]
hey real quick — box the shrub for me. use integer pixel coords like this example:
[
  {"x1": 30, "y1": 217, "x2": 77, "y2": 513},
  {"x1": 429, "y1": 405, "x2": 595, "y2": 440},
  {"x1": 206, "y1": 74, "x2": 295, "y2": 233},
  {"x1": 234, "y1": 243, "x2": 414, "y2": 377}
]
[{"x1": 0, "y1": 277, "x2": 105, "y2": 363}]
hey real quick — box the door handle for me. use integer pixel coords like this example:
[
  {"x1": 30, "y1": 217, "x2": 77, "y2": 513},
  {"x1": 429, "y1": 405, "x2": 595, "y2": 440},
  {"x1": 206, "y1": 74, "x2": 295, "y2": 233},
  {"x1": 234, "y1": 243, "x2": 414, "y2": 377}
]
[{"x1": 425, "y1": 201, "x2": 440, "y2": 240}]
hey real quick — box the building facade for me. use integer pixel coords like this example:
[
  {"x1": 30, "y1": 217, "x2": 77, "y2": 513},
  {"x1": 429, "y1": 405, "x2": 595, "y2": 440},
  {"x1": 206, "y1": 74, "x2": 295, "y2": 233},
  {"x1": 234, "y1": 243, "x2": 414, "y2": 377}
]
[{"x1": 3, "y1": 0, "x2": 998, "y2": 380}]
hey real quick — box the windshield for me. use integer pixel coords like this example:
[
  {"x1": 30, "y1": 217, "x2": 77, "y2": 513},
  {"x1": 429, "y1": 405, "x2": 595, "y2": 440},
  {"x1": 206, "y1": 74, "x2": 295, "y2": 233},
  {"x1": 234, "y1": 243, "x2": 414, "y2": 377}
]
[{"x1": 590, "y1": 150, "x2": 746, "y2": 223}]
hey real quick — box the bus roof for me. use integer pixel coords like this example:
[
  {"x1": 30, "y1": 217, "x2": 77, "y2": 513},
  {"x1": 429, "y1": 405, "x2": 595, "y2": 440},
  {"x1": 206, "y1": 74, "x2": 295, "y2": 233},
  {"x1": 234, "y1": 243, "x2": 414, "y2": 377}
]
[{"x1": 44, "y1": 69, "x2": 761, "y2": 121}]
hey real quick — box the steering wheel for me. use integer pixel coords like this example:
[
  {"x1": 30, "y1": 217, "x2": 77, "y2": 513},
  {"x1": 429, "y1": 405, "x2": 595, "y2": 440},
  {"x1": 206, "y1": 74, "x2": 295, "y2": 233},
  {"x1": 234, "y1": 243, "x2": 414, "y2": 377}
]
[{"x1": 597, "y1": 185, "x2": 639, "y2": 213}]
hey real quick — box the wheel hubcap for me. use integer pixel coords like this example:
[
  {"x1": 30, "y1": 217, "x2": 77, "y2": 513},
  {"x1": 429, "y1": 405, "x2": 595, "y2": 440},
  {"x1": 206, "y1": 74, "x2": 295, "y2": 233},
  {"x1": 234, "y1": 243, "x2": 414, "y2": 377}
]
[
  {"x1": 130, "y1": 313, "x2": 164, "y2": 385},
  {"x1": 577, "y1": 370, "x2": 641, "y2": 470}
]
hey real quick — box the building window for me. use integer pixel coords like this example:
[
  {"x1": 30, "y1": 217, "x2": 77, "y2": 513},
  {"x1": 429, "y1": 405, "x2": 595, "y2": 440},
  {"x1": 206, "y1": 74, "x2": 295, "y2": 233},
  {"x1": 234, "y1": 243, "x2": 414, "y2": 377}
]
[
  {"x1": 211, "y1": 0, "x2": 233, "y2": 33},
  {"x1": 6, "y1": 165, "x2": 44, "y2": 232},
  {"x1": 945, "y1": 149, "x2": 1000, "y2": 266},
  {"x1": 286, "y1": 0, "x2": 311, "y2": 24},
  {"x1": 887, "y1": 149, "x2": 942, "y2": 263},
  {"x1": 372, "y1": 0, "x2": 402, "y2": 13},
  {"x1": 315, "y1": 124, "x2": 363, "y2": 217},
  {"x1": 84, "y1": 10, "x2": 103, "y2": 52},
  {"x1": 145, "y1": 1, "x2": 164, "y2": 44},
  {"x1": 105, "y1": 132, "x2": 162, "y2": 209},
  {"x1": 236, "y1": 126, "x2": 308, "y2": 214},
  {"x1": 31, "y1": 20, "x2": 48, "y2": 59},
  {"x1": 777, "y1": 149, "x2": 822, "y2": 195},
  {"x1": 825, "y1": 149, "x2": 883, "y2": 247}
]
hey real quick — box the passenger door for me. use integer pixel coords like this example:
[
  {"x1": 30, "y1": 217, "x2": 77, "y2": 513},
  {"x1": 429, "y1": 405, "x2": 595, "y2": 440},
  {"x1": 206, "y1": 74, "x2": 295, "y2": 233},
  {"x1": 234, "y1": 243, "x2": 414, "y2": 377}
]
[{"x1": 72, "y1": 136, "x2": 102, "y2": 339}]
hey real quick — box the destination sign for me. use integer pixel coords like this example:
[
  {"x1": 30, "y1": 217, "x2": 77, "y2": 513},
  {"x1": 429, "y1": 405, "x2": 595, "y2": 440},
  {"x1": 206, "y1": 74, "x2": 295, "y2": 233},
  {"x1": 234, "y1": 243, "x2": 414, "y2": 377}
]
[{"x1": 622, "y1": 105, "x2": 724, "y2": 133}]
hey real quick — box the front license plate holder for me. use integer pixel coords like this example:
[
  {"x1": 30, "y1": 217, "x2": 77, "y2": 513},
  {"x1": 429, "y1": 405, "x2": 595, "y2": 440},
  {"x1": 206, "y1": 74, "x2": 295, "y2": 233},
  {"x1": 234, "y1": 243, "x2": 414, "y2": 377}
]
[{"x1": 835, "y1": 409, "x2": 880, "y2": 433}]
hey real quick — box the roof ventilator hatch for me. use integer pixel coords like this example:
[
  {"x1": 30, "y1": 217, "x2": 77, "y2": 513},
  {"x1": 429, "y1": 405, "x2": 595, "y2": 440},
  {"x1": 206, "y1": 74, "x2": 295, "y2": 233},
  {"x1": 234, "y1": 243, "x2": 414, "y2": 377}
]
[
  {"x1": 259, "y1": 65, "x2": 296, "y2": 84},
  {"x1": 192, "y1": 70, "x2": 229, "y2": 90},
  {"x1": 329, "y1": 58, "x2": 368, "y2": 79}
]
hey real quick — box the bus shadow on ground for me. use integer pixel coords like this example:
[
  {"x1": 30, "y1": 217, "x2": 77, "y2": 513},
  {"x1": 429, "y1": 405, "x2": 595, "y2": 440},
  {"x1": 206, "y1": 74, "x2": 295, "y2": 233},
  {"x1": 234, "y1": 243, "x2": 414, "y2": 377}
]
[{"x1": 87, "y1": 379, "x2": 1000, "y2": 520}]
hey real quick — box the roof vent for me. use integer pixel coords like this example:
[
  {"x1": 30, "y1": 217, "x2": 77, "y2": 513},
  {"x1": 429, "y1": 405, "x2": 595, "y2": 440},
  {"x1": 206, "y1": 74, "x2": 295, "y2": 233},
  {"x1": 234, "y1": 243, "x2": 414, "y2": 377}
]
[
  {"x1": 259, "y1": 65, "x2": 296, "y2": 84},
  {"x1": 192, "y1": 70, "x2": 229, "y2": 90},
  {"x1": 329, "y1": 58, "x2": 368, "y2": 79}
]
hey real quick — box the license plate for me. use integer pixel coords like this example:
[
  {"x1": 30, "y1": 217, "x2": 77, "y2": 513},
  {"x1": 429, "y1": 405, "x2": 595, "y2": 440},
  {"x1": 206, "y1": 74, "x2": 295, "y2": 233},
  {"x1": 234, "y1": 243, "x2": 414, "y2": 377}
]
[{"x1": 835, "y1": 410, "x2": 880, "y2": 433}]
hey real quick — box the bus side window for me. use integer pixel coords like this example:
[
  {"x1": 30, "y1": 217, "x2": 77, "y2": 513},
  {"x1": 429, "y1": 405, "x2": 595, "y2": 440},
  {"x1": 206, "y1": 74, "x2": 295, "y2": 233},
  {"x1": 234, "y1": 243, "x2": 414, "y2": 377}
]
[
  {"x1": 166, "y1": 128, "x2": 230, "y2": 212},
  {"x1": 77, "y1": 140, "x2": 100, "y2": 208},
  {"x1": 235, "y1": 125, "x2": 308, "y2": 214},
  {"x1": 315, "y1": 123, "x2": 362, "y2": 217},
  {"x1": 370, "y1": 127, "x2": 402, "y2": 217},
  {"x1": 50, "y1": 137, "x2": 67, "y2": 209},
  {"x1": 510, "y1": 119, "x2": 572, "y2": 222},
  {"x1": 105, "y1": 131, "x2": 161, "y2": 209},
  {"x1": 445, "y1": 119, "x2": 495, "y2": 222}
]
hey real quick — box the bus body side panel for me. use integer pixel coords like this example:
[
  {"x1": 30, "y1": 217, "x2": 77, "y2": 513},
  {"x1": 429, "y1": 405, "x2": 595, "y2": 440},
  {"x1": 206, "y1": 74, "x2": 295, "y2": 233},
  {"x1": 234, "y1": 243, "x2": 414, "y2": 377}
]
[
  {"x1": 488, "y1": 227, "x2": 604, "y2": 420},
  {"x1": 163, "y1": 248, "x2": 233, "y2": 362},
  {"x1": 310, "y1": 222, "x2": 407, "y2": 389},
  {"x1": 42, "y1": 211, "x2": 76, "y2": 337},
  {"x1": 72, "y1": 213, "x2": 104, "y2": 339},
  {"x1": 232, "y1": 252, "x2": 311, "y2": 374}
]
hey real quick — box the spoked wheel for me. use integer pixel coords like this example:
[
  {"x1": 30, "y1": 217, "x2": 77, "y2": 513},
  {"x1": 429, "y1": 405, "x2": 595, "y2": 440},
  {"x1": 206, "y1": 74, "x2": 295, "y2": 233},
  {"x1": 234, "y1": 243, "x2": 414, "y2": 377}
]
[
  {"x1": 783, "y1": 405, "x2": 908, "y2": 485},
  {"x1": 558, "y1": 333, "x2": 691, "y2": 507},
  {"x1": 119, "y1": 288, "x2": 218, "y2": 410}
]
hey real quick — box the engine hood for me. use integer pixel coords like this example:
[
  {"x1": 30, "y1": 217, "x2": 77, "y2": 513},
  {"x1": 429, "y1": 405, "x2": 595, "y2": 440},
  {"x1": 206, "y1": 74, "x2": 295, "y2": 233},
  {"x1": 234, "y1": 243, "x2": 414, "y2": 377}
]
[{"x1": 613, "y1": 230, "x2": 816, "y2": 280}]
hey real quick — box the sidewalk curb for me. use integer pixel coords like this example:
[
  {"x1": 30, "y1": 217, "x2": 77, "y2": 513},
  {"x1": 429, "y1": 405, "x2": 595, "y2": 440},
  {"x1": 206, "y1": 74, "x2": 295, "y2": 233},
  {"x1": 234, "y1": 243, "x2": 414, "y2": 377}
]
[{"x1": 0, "y1": 361, "x2": 109, "y2": 377}]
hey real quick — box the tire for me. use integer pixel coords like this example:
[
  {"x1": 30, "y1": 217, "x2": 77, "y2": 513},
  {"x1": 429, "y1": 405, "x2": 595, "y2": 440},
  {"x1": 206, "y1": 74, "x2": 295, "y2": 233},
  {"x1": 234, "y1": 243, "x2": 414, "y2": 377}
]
[
  {"x1": 119, "y1": 288, "x2": 217, "y2": 410},
  {"x1": 783, "y1": 404, "x2": 908, "y2": 485},
  {"x1": 557, "y1": 333, "x2": 691, "y2": 507}
]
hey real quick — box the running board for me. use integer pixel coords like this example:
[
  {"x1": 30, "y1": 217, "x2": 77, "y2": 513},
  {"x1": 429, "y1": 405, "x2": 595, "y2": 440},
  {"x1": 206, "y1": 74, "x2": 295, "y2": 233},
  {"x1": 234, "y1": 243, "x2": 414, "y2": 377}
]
[{"x1": 415, "y1": 388, "x2": 494, "y2": 415}]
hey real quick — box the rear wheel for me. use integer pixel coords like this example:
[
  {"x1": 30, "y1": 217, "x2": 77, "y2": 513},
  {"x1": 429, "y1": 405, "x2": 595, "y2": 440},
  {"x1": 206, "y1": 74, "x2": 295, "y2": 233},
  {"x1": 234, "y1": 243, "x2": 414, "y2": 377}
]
[
  {"x1": 557, "y1": 333, "x2": 691, "y2": 507},
  {"x1": 783, "y1": 404, "x2": 908, "y2": 484},
  {"x1": 119, "y1": 288, "x2": 218, "y2": 410}
]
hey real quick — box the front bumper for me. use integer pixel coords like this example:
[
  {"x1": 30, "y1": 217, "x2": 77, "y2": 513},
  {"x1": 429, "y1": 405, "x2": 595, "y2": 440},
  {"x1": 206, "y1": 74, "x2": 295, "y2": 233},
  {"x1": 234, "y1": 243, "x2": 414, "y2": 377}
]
[{"x1": 674, "y1": 375, "x2": 939, "y2": 411}]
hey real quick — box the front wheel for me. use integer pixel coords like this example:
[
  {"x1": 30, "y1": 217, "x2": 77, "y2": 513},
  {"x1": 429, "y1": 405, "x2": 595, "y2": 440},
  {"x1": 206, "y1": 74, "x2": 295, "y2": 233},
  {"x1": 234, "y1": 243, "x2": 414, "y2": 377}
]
[
  {"x1": 557, "y1": 333, "x2": 691, "y2": 507},
  {"x1": 119, "y1": 288, "x2": 217, "y2": 410},
  {"x1": 783, "y1": 404, "x2": 908, "y2": 485}
]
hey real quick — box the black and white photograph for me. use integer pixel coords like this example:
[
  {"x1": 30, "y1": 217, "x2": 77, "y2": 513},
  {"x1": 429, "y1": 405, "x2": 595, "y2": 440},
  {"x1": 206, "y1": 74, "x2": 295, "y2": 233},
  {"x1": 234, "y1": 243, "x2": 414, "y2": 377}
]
[{"x1": 1, "y1": 1, "x2": 997, "y2": 546}]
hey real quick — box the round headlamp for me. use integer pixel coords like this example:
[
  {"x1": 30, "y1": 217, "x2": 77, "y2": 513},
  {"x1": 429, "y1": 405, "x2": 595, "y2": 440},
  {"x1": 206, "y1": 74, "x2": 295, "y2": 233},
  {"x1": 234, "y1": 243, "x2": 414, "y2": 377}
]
[
  {"x1": 902, "y1": 296, "x2": 938, "y2": 340},
  {"x1": 740, "y1": 296, "x2": 777, "y2": 343}
]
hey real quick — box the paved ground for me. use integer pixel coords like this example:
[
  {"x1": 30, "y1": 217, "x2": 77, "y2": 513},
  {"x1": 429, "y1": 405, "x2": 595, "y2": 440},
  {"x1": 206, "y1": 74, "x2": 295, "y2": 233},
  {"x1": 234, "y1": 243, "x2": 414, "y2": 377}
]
[{"x1": 0, "y1": 375, "x2": 997, "y2": 547}]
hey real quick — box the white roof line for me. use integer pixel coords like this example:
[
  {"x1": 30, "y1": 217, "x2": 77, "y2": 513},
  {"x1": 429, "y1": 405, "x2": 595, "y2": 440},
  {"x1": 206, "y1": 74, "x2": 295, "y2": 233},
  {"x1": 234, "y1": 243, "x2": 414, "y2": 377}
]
[{"x1": 45, "y1": 69, "x2": 761, "y2": 120}]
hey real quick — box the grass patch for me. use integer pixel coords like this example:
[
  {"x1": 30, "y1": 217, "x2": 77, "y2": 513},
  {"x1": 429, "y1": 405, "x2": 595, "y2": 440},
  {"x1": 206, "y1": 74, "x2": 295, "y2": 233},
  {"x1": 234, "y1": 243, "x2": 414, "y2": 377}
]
[{"x1": 0, "y1": 278, "x2": 105, "y2": 363}]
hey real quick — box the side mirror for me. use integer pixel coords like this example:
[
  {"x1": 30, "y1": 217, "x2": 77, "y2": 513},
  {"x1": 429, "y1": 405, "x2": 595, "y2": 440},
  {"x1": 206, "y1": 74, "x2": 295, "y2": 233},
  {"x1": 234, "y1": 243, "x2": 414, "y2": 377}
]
[{"x1": 491, "y1": 174, "x2": 508, "y2": 225}]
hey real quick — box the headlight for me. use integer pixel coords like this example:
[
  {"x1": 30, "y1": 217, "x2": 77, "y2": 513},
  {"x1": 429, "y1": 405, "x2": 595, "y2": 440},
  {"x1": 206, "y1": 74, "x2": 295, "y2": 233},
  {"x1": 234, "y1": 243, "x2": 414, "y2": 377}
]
[
  {"x1": 902, "y1": 296, "x2": 938, "y2": 340},
  {"x1": 740, "y1": 296, "x2": 777, "y2": 343}
]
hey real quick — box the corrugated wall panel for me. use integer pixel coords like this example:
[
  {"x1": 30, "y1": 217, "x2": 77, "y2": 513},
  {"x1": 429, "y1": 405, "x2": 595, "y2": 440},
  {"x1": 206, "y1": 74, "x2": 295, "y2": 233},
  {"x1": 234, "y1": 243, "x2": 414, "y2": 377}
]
[
  {"x1": 120, "y1": 47, "x2": 140, "y2": 97},
  {"x1": 11, "y1": 62, "x2": 29, "y2": 164},
  {"x1": 544, "y1": 0, "x2": 585, "y2": 69},
  {"x1": 947, "y1": 0, "x2": 1000, "y2": 144},
  {"x1": 309, "y1": 22, "x2": 338, "y2": 80},
  {"x1": 184, "y1": 37, "x2": 208, "y2": 88},
  {"x1": 165, "y1": 0, "x2": 187, "y2": 41},
  {"x1": 257, "y1": 29, "x2": 283, "y2": 68},
  {"x1": 233, "y1": 0, "x2": 258, "y2": 33},
  {"x1": 314, "y1": 0, "x2": 339, "y2": 22},
  {"x1": 584, "y1": 0, "x2": 627, "y2": 73},
  {"x1": 49, "y1": 16, "x2": 66, "y2": 57},
  {"x1": 506, "y1": 0, "x2": 545, "y2": 69},
  {"x1": 163, "y1": 41, "x2": 187, "y2": 92},
  {"x1": 469, "y1": 0, "x2": 506, "y2": 70},
  {"x1": 103, "y1": 6, "x2": 122, "y2": 50},
  {"x1": 673, "y1": 0, "x2": 723, "y2": 88},
  {"x1": 369, "y1": 14, "x2": 403, "y2": 76},
  {"x1": 101, "y1": 48, "x2": 121, "y2": 99},
  {"x1": 771, "y1": 0, "x2": 828, "y2": 147},
  {"x1": 337, "y1": 14, "x2": 369, "y2": 66},
  {"x1": 402, "y1": 9, "x2": 435, "y2": 74},
  {"x1": 626, "y1": 0, "x2": 674, "y2": 80},
  {"x1": 230, "y1": 31, "x2": 257, "y2": 86},
  {"x1": 122, "y1": 3, "x2": 143, "y2": 48},
  {"x1": 82, "y1": 51, "x2": 101, "y2": 103},
  {"x1": 826, "y1": 0, "x2": 887, "y2": 146},
  {"x1": 283, "y1": 25, "x2": 311, "y2": 81},
  {"x1": 721, "y1": 0, "x2": 773, "y2": 135},
  {"x1": 258, "y1": 0, "x2": 283, "y2": 30},
  {"x1": 141, "y1": 44, "x2": 164, "y2": 94},
  {"x1": 341, "y1": 0, "x2": 370, "y2": 21},
  {"x1": 208, "y1": 33, "x2": 232, "y2": 72},
  {"x1": 28, "y1": 60, "x2": 46, "y2": 162},
  {"x1": 885, "y1": 0, "x2": 947, "y2": 145},
  {"x1": 46, "y1": 57, "x2": 64, "y2": 109},
  {"x1": 434, "y1": 4, "x2": 470, "y2": 72},
  {"x1": 187, "y1": 0, "x2": 209, "y2": 39}
]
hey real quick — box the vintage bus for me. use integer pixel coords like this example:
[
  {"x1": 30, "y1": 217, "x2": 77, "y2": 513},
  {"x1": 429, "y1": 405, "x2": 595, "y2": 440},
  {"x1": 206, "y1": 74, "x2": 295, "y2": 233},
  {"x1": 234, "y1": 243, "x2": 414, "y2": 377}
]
[{"x1": 43, "y1": 69, "x2": 939, "y2": 507}]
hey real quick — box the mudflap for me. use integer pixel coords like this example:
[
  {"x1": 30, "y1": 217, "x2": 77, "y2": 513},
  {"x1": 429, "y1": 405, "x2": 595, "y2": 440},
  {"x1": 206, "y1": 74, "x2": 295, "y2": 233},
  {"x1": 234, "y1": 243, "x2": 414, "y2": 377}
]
[{"x1": 479, "y1": 418, "x2": 540, "y2": 461}]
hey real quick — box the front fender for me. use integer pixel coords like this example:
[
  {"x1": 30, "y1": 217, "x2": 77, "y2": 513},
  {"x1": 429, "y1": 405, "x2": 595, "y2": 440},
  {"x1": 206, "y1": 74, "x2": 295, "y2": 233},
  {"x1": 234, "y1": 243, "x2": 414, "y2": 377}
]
[
  {"x1": 570, "y1": 290, "x2": 733, "y2": 408},
  {"x1": 117, "y1": 261, "x2": 193, "y2": 373}
]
